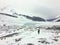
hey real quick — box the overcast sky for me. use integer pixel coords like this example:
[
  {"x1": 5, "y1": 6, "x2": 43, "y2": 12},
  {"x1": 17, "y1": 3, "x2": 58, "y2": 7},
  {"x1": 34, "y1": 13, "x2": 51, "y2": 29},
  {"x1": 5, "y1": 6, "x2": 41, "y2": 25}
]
[{"x1": 0, "y1": 0, "x2": 60, "y2": 19}]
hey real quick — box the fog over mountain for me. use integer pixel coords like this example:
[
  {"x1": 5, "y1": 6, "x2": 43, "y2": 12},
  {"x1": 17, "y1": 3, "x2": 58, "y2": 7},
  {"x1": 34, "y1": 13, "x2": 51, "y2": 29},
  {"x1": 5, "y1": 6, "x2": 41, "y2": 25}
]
[
  {"x1": 0, "y1": 12, "x2": 60, "y2": 22},
  {"x1": 0, "y1": 6, "x2": 60, "y2": 22}
]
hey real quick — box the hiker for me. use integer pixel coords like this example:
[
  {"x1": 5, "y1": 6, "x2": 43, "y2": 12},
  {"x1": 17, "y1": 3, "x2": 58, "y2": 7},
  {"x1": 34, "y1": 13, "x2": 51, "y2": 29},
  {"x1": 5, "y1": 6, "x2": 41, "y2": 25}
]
[
  {"x1": 37, "y1": 27, "x2": 40, "y2": 34},
  {"x1": 38, "y1": 29, "x2": 40, "y2": 34}
]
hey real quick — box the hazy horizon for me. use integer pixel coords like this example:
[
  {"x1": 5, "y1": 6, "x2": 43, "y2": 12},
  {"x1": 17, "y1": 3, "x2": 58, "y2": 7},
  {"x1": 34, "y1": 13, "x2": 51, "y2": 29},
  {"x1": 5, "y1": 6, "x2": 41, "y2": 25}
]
[{"x1": 0, "y1": 0, "x2": 60, "y2": 19}]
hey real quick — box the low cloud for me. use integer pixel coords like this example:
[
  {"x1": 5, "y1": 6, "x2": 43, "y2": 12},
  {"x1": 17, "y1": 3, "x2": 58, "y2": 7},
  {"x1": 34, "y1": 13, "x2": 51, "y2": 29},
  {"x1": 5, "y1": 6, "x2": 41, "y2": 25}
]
[{"x1": 34, "y1": 7, "x2": 59, "y2": 19}]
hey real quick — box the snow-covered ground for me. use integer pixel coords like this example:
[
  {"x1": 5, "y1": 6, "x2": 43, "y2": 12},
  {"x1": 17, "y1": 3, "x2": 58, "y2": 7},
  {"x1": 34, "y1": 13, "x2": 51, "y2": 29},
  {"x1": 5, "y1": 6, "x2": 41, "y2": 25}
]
[
  {"x1": 0, "y1": 23, "x2": 60, "y2": 45},
  {"x1": 0, "y1": 9, "x2": 60, "y2": 45}
]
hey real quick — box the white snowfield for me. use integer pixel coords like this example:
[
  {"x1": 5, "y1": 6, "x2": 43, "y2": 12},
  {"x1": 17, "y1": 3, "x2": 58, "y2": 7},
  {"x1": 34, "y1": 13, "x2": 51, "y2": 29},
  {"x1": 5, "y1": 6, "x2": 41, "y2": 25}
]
[
  {"x1": 0, "y1": 9, "x2": 60, "y2": 45},
  {"x1": 0, "y1": 21, "x2": 60, "y2": 45}
]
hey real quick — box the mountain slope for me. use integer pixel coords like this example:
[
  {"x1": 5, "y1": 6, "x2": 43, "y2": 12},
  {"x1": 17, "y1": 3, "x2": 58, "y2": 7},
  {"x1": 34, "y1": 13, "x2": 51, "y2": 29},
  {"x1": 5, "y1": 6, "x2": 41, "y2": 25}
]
[
  {"x1": 19, "y1": 14, "x2": 45, "y2": 22},
  {"x1": 47, "y1": 15, "x2": 60, "y2": 22}
]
